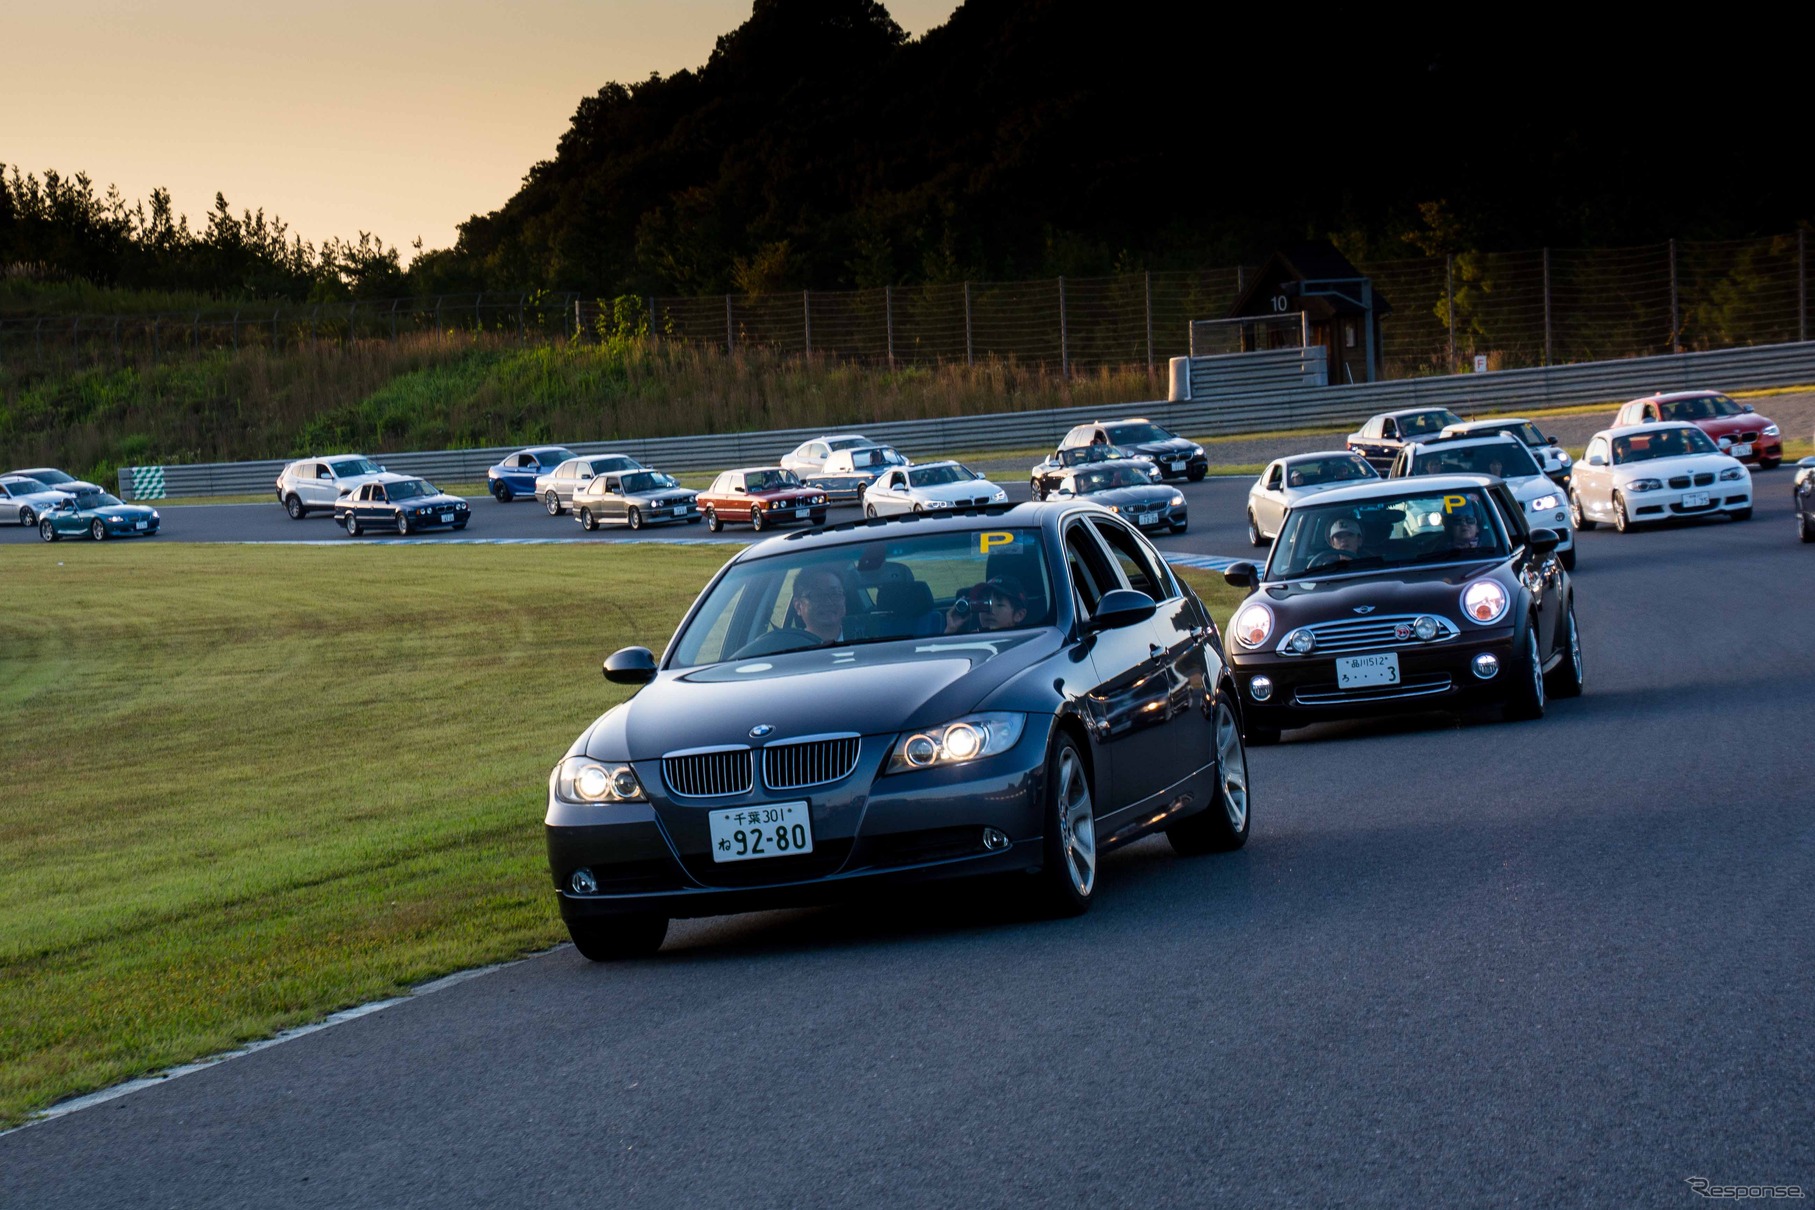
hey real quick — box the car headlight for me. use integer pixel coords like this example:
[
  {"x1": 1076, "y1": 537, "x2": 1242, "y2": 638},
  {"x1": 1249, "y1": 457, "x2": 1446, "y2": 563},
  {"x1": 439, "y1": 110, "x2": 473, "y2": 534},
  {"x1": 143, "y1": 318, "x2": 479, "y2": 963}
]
[
  {"x1": 1133, "y1": 454, "x2": 1156, "y2": 463},
  {"x1": 886, "y1": 713, "x2": 1026, "y2": 773},
  {"x1": 1557, "y1": 452, "x2": 1572, "y2": 467},
  {"x1": 1233, "y1": 602, "x2": 1274, "y2": 648},
  {"x1": 552, "y1": 756, "x2": 646, "y2": 803},
  {"x1": 991, "y1": 489, "x2": 1007, "y2": 501},
  {"x1": 1461, "y1": 580, "x2": 1510, "y2": 625},
  {"x1": 151, "y1": 511, "x2": 160, "y2": 520},
  {"x1": 1626, "y1": 478, "x2": 1663, "y2": 492},
  {"x1": 1763, "y1": 424, "x2": 1780, "y2": 437},
  {"x1": 1529, "y1": 494, "x2": 1560, "y2": 512},
  {"x1": 1107, "y1": 504, "x2": 1121, "y2": 513},
  {"x1": 926, "y1": 499, "x2": 951, "y2": 509},
  {"x1": 107, "y1": 515, "x2": 125, "y2": 522},
  {"x1": 812, "y1": 496, "x2": 826, "y2": 505},
  {"x1": 1189, "y1": 444, "x2": 1204, "y2": 456},
  {"x1": 1718, "y1": 467, "x2": 1745, "y2": 481}
]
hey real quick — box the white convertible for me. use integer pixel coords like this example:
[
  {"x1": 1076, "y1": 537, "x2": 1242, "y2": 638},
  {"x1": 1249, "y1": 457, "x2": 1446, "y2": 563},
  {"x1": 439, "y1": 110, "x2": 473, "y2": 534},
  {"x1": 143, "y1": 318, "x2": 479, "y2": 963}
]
[
  {"x1": 1568, "y1": 422, "x2": 1751, "y2": 533},
  {"x1": 861, "y1": 461, "x2": 1008, "y2": 517},
  {"x1": 1390, "y1": 434, "x2": 1577, "y2": 570},
  {"x1": 1245, "y1": 451, "x2": 1378, "y2": 546}
]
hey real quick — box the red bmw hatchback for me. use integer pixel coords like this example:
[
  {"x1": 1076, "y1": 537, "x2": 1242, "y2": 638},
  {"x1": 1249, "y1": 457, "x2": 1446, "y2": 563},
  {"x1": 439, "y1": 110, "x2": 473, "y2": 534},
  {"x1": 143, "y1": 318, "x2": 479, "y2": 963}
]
[{"x1": 1615, "y1": 391, "x2": 1783, "y2": 468}]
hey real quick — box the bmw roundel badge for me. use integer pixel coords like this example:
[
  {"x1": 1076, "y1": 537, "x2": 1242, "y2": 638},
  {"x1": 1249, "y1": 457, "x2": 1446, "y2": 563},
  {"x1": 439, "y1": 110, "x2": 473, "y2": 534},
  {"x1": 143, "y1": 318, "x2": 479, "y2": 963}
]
[{"x1": 749, "y1": 724, "x2": 775, "y2": 738}]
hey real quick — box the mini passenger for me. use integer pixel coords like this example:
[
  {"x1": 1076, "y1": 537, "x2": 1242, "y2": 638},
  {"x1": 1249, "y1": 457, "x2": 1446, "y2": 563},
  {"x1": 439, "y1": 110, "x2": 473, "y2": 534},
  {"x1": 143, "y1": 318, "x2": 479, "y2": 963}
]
[
  {"x1": 1445, "y1": 505, "x2": 1483, "y2": 550},
  {"x1": 790, "y1": 568, "x2": 848, "y2": 643}
]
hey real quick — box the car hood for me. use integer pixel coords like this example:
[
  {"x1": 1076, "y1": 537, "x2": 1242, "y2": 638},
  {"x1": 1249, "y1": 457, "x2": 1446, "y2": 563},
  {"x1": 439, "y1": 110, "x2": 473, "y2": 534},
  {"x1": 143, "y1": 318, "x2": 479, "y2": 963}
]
[
  {"x1": 1611, "y1": 453, "x2": 1742, "y2": 483},
  {"x1": 585, "y1": 632, "x2": 1054, "y2": 760},
  {"x1": 911, "y1": 480, "x2": 1003, "y2": 503},
  {"x1": 1505, "y1": 474, "x2": 1563, "y2": 503},
  {"x1": 1126, "y1": 438, "x2": 1198, "y2": 459},
  {"x1": 1082, "y1": 486, "x2": 1177, "y2": 510},
  {"x1": 1279, "y1": 479, "x2": 1371, "y2": 505},
  {"x1": 625, "y1": 490, "x2": 698, "y2": 506},
  {"x1": 1256, "y1": 560, "x2": 1511, "y2": 625},
  {"x1": 402, "y1": 493, "x2": 467, "y2": 509},
  {"x1": 83, "y1": 502, "x2": 158, "y2": 520},
  {"x1": 750, "y1": 488, "x2": 822, "y2": 503},
  {"x1": 1694, "y1": 414, "x2": 1772, "y2": 437}
]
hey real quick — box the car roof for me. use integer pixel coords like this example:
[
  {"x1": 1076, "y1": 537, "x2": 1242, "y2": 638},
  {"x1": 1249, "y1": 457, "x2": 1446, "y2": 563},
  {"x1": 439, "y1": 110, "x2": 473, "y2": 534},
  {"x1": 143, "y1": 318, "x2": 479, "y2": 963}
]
[
  {"x1": 1380, "y1": 406, "x2": 1454, "y2": 419},
  {"x1": 1443, "y1": 418, "x2": 1533, "y2": 432},
  {"x1": 9, "y1": 467, "x2": 67, "y2": 475},
  {"x1": 1404, "y1": 434, "x2": 1525, "y2": 453},
  {"x1": 1278, "y1": 450, "x2": 1365, "y2": 464},
  {"x1": 1090, "y1": 417, "x2": 1154, "y2": 426},
  {"x1": 1630, "y1": 389, "x2": 1725, "y2": 403},
  {"x1": 1597, "y1": 421, "x2": 1703, "y2": 438},
  {"x1": 358, "y1": 472, "x2": 423, "y2": 486},
  {"x1": 1290, "y1": 473, "x2": 1501, "y2": 507},
  {"x1": 1065, "y1": 459, "x2": 1155, "y2": 473},
  {"x1": 730, "y1": 500, "x2": 1101, "y2": 563}
]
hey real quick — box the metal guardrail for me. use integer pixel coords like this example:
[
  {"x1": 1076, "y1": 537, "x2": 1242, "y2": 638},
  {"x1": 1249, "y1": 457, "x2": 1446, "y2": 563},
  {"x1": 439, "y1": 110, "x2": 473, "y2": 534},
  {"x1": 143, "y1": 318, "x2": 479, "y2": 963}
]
[{"x1": 117, "y1": 340, "x2": 1815, "y2": 500}]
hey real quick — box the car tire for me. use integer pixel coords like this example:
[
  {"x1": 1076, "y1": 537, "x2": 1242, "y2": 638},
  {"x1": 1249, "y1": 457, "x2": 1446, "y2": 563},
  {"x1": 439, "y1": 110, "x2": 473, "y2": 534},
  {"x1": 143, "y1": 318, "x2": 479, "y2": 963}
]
[
  {"x1": 285, "y1": 494, "x2": 305, "y2": 519},
  {"x1": 1760, "y1": 457, "x2": 1781, "y2": 470},
  {"x1": 1187, "y1": 466, "x2": 1207, "y2": 482},
  {"x1": 1030, "y1": 479, "x2": 1044, "y2": 501},
  {"x1": 39, "y1": 518, "x2": 57, "y2": 542},
  {"x1": 345, "y1": 514, "x2": 361, "y2": 537},
  {"x1": 545, "y1": 491, "x2": 562, "y2": 516},
  {"x1": 864, "y1": 503, "x2": 878, "y2": 518},
  {"x1": 91, "y1": 519, "x2": 106, "y2": 541},
  {"x1": 1171, "y1": 520, "x2": 1189, "y2": 534},
  {"x1": 566, "y1": 914, "x2": 669, "y2": 962},
  {"x1": 1247, "y1": 510, "x2": 1266, "y2": 547},
  {"x1": 911, "y1": 503, "x2": 925, "y2": 515},
  {"x1": 1545, "y1": 598, "x2": 1585, "y2": 699},
  {"x1": 1800, "y1": 511, "x2": 1814, "y2": 543},
  {"x1": 750, "y1": 507, "x2": 765, "y2": 532},
  {"x1": 1613, "y1": 491, "x2": 1632, "y2": 534},
  {"x1": 1166, "y1": 699, "x2": 1250, "y2": 856},
  {"x1": 493, "y1": 482, "x2": 512, "y2": 503},
  {"x1": 1559, "y1": 546, "x2": 1576, "y2": 572},
  {"x1": 454, "y1": 519, "x2": 468, "y2": 530},
  {"x1": 1502, "y1": 624, "x2": 1547, "y2": 721},
  {"x1": 1034, "y1": 735, "x2": 1095, "y2": 917},
  {"x1": 628, "y1": 507, "x2": 643, "y2": 531},
  {"x1": 688, "y1": 514, "x2": 702, "y2": 524},
  {"x1": 1569, "y1": 490, "x2": 1596, "y2": 531},
  {"x1": 396, "y1": 512, "x2": 412, "y2": 536},
  {"x1": 705, "y1": 507, "x2": 721, "y2": 532},
  {"x1": 1730, "y1": 507, "x2": 1752, "y2": 522},
  {"x1": 19, "y1": 506, "x2": 35, "y2": 527},
  {"x1": 810, "y1": 510, "x2": 827, "y2": 526},
  {"x1": 580, "y1": 508, "x2": 597, "y2": 531}
]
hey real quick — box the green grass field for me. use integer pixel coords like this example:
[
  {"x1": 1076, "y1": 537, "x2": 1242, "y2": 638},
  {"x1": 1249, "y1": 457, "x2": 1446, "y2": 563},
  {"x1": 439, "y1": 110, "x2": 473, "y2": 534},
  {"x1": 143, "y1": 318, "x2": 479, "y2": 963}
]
[{"x1": 0, "y1": 542, "x2": 1245, "y2": 1127}]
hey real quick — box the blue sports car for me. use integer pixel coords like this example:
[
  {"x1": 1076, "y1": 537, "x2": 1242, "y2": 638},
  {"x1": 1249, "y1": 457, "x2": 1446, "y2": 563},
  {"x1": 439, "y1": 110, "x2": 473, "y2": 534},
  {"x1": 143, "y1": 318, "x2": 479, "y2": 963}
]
[
  {"x1": 37, "y1": 489, "x2": 161, "y2": 541},
  {"x1": 488, "y1": 446, "x2": 578, "y2": 502}
]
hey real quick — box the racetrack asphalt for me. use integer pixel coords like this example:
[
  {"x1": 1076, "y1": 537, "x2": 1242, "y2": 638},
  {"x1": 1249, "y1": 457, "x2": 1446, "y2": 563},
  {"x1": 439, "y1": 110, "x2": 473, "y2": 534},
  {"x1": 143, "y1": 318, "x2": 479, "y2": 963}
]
[{"x1": 3, "y1": 471, "x2": 1812, "y2": 1206}]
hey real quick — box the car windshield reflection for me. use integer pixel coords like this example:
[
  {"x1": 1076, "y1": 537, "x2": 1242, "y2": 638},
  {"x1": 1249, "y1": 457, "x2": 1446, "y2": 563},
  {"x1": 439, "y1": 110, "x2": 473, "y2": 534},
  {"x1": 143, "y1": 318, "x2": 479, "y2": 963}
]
[{"x1": 1269, "y1": 488, "x2": 1507, "y2": 579}]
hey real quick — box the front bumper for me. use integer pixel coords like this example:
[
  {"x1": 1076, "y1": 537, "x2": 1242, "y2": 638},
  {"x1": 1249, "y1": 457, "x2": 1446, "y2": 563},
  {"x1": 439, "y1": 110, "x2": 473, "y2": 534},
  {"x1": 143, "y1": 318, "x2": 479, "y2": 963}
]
[
  {"x1": 1624, "y1": 484, "x2": 1751, "y2": 524},
  {"x1": 1230, "y1": 629, "x2": 1519, "y2": 729},
  {"x1": 546, "y1": 728, "x2": 1052, "y2": 920},
  {"x1": 104, "y1": 517, "x2": 160, "y2": 536},
  {"x1": 1145, "y1": 452, "x2": 1209, "y2": 480},
  {"x1": 1106, "y1": 501, "x2": 1187, "y2": 530}
]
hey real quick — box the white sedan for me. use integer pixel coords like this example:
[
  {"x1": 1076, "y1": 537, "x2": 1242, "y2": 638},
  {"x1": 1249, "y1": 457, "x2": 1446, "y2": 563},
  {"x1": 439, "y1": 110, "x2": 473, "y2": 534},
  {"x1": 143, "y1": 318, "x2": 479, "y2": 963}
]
[
  {"x1": 780, "y1": 433, "x2": 874, "y2": 478},
  {"x1": 1390, "y1": 434, "x2": 1577, "y2": 569},
  {"x1": 861, "y1": 461, "x2": 1008, "y2": 517},
  {"x1": 1568, "y1": 422, "x2": 1751, "y2": 533},
  {"x1": 1245, "y1": 451, "x2": 1378, "y2": 546}
]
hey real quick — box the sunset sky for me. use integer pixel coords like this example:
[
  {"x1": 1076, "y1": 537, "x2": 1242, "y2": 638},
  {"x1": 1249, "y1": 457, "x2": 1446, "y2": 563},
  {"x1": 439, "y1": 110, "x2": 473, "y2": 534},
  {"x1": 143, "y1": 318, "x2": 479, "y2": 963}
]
[{"x1": 3, "y1": 1, "x2": 960, "y2": 262}]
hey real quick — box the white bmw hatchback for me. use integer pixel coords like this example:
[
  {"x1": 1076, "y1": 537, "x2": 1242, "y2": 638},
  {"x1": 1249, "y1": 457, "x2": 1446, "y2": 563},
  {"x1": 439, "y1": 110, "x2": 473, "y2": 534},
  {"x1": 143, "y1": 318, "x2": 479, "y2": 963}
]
[{"x1": 1568, "y1": 422, "x2": 1751, "y2": 533}]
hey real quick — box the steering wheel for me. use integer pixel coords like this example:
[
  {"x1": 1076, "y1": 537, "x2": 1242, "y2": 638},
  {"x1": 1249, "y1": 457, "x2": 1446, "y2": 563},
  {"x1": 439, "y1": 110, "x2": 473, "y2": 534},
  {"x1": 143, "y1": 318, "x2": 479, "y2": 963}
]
[
  {"x1": 1306, "y1": 550, "x2": 1349, "y2": 571},
  {"x1": 728, "y1": 630, "x2": 824, "y2": 659}
]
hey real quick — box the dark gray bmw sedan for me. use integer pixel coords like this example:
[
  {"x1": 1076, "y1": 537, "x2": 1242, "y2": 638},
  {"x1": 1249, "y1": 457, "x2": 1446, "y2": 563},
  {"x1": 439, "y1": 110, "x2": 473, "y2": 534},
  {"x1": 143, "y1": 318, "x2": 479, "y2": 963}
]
[{"x1": 546, "y1": 502, "x2": 1252, "y2": 959}]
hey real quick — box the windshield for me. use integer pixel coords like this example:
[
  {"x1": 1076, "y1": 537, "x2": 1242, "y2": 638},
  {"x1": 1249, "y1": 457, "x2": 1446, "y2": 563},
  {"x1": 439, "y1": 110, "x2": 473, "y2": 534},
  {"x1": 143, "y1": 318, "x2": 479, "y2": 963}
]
[
  {"x1": 586, "y1": 455, "x2": 640, "y2": 473},
  {"x1": 1268, "y1": 487, "x2": 1508, "y2": 579},
  {"x1": 1660, "y1": 394, "x2": 1743, "y2": 421},
  {"x1": 828, "y1": 437, "x2": 869, "y2": 452},
  {"x1": 532, "y1": 447, "x2": 577, "y2": 464},
  {"x1": 908, "y1": 464, "x2": 976, "y2": 488},
  {"x1": 745, "y1": 470, "x2": 802, "y2": 491},
  {"x1": 1104, "y1": 423, "x2": 1173, "y2": 445},
  {"x1": 330, "y1": 458, "x2": 380, "y2": 477},
  {"x1": 1060, "y1": 445, "x2": 1128, "y2": 467},
  {"x1": 4, "y1": 478, "x2": 52, "y2": 495},
  {"x1": 621, "y1": 471, "x2": 678, "y2": 493},
  {"x1": 1075, "y1": 465, "x2": 1157, "y2": 492},
  {"x1": 848, "y1": 447, "x2": 902, "y2": 470},
  {"x1": 1283, "y1": 457, "x2": 1376, "y2": 487},
  {"x1": 1613, "y1": 428, "x2": 1718, "y2": 462},
  {"x1": 1411, "y1": 442, "x2": 1540, "y2": 479},
  {"x1": 1397, "y1": 410, "x2": 1463, "y2": 437},
  {"x1": 25, "y1": 469, "x2": 74, "y2": 485},
  {"x1": 388, "y1": 479, "x2": 435, "y2": 499},
  {"x1": 669, "y1": 528, "x2": 1053, "y2": 667},
  {"x1": 72, "y1": 491, "x2": 125, "y2": 509}
]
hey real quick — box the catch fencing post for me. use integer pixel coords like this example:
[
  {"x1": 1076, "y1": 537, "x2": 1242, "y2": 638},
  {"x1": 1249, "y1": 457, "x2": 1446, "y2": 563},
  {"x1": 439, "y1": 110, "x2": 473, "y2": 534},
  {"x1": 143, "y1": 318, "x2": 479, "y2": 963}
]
[
  {"x1": 885, "y1": 285, "x2": 895, "y2": 368},
  {"x1": 1445, "y1": 255, "x2": 1456, "y2": 371},
  {"x1": 392, "y1": 299, "x2": 401, "y2": 341},
  {"x1": 232, "y1": 306, "x2": 240, "y2": 352},
  {"x1": 1058, "y1": 276, "x2": 1069, "y2": 378},
  {"x1": 1669, "y1": 239, "x2": 1680, "y2": 353},
  {"x1": 803, "y1": 290, "x2": 812, "y2": 357},
  {"x1": 192, "y1": 311, "x2": 199, "y2": 351},
  {"x1": 347, "y1": 302, "x2": 357, "y2": 346},
  {"x1": 647, "y1": 295, "x2": 657, "y2": 340},
  {"x1": 150, "y1": 316, "x2": 158, "y2": 358},
  {"x1": 113, "y1": 317, "x2": 121, "y2": 362},
  {"x1": 435, "y1": 296, "x2": 444, "y2": 343},
  {"x1": 474, "y1": 291, "x2": 483, "y2": 336},
  {"x1": 725, "y1": 294, "x2": 734, "y2": 353},
  {"x1": 964, "y1": 281, "x2": 973, "y2": 367},
  {"x1": 1542, "y1": 247, "x2": 1552, "y2": 367},
  {"x1": 1800, "y1": 230, "x2": 1807, "y2": 343},
  {"x1": 272, "y1": 308, "x2": 280, "y2": 351},
  {"x1": 1144, "y1": 270, "x2": 1154, "y2": 379}
]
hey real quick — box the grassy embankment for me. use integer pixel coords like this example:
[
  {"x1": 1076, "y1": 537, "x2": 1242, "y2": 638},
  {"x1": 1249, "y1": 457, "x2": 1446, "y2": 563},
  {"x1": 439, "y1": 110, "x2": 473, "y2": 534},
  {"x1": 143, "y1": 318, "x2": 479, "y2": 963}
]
[{"x1": 0, "y1": 541, "x2": 1244, "y2": 1127}]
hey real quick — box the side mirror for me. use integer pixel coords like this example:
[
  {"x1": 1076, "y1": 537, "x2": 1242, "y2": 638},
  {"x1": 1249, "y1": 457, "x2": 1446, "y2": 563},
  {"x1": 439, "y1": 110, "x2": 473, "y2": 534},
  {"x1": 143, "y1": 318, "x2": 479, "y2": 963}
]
[
  {"x1": 1055, "y1": 487, "x2": 1075, "y2": 499},
  {"x1": 1222, "y1": 561, "x2": 1258, "y2": 589},
  {"x1": 1742, "y1": 403, "x2": 1755, "y2": 412},
  {"x1": 1587, "y1": 455, "x2": 1606, "y2": 467},
  {"x1": 603, "y1": 646, "x2": 658, "y2": 684},
  {"x1": 580, "y1": 473, "x2": 594, "y2": 481},
  {"x1": 1545, "y1": 434, "x2": 1560, "y2": 444},
  {"x1": 1086, "y1": 588, "x2": 1156, "y2": 633},
  {"x1": 1528, "y1": 527, "x2": 1561, "y2": 554},
  {"x1": 974, "y1": 470, "x2": 987, "y2": 480},
  {"x1": 1796, "y1": 456, "x2": 1815, "y2": 468}
]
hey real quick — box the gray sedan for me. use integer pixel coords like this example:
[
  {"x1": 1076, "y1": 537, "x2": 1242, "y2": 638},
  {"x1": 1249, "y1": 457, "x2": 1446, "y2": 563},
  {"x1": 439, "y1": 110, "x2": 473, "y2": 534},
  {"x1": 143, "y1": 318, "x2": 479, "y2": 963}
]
[
  {"x1": 536, "y1": 455, "x2": 646, "y2": 515},
  {"x1": 1245, "y1": 451, "x2": 1379, "y2": 546},
  {"x1": 574, "y1": 470, "x2": 702, "y2": 530},
  {"x1": 0, "y1": 475, "x2": 76, "y2": 526}
]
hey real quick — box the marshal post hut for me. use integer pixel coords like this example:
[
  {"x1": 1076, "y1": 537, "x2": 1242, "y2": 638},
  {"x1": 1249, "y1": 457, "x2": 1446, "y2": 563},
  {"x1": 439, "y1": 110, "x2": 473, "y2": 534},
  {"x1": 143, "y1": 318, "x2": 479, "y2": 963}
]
[{"x1": 1226, "y1": 242, "x2": 1390, "y2": 384}]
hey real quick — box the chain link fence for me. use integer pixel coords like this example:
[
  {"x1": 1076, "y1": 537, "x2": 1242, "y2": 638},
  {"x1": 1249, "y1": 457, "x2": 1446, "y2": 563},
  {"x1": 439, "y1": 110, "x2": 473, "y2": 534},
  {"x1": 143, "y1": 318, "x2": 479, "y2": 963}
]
[{"x1": 5, "y1": 236, "x2": 1809, "y2": 378}]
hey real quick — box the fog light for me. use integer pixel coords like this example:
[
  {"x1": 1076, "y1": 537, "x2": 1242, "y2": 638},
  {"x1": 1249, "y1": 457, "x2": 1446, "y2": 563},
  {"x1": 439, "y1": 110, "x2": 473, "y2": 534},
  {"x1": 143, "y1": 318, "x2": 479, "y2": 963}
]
[
  {"x1": 1413, "y1": 616, "x2": 1439, "y2": 641},
  {"x1": 982, "y1": 827, "x2": 1010, "y2": 852},
  {"x1": 1283, "y1": 628, "x2": 1315, "y2": 654},
  {"x1": 569, "y1": 868, "x2": 598, "y2": 894},
  {"x1": 1472, "y1": 653, "x2": 1500, "y2": 680},
  {"x1": 1250, "y1": 676, "x2": 1274, "y2": 702}
]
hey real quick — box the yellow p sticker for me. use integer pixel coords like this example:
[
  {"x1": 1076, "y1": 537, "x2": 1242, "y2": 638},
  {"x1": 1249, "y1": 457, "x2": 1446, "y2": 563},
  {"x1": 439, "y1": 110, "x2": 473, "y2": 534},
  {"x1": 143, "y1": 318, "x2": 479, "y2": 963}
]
[
  {"x1": 979, "y1": 531, "x2": 1015, "y2": 554},
  {"x1": 1443, "y1": 494, "x2": 1469, "y2": 513}
]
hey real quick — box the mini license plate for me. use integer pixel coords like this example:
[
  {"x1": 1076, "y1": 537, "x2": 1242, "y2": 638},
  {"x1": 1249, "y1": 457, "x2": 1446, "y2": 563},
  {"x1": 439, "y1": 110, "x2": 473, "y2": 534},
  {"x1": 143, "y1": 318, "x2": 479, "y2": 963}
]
[
  {"x1": 440, "y1": 512, "x2": 454, "y2": 523},
  {"x1": 1336, "y1": 652, "x2": 1400, "y2": 689},
  {"x1": 1137, "y1": 511, "x2": 1159, "y2": 526},
  {"x1": 1682, "y1": 491, "x2": 1711, "y2": 508},
  {"x1": 709, "y1": 801, "x2": 813, "y2": 862},
  {"x1": 134, "y1": 521, "x2": 148, "y2": 530},
  {"x1": 1729, "y1": 443, "x2": 1753, "y2": 457}
]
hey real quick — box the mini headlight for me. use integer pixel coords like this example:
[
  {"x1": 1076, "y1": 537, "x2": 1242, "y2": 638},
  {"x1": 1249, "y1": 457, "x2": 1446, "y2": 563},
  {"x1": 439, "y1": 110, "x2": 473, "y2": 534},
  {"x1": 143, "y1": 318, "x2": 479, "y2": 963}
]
[
  {"x1": 1413, "y1": 615, "x2": 1440, "y2": 641},
  {"x1": 1718, "y1": 467, "x2": 1744, "y2": 481},
  {"x1": 1627, "y1": 478, "x2": 1663, "y2": 492},
  {"x1": 1763, "y1": 423, "x2": 1781, "y2": 437},
  {"x1": 1282, "y1": 628, "x2": 1315, "y2": 654},
  {"x1": 1233, "y1": 603, "x2": 1274, "y2": 648},
  {"x1": 1529, "y1": 494, "x2": 1560, "y2": 512},
  {"x1": 1461, "y1": 580, "x2": 1510, "y2": 625},
  {"x1": 553, "y1": 757, "x2": 647, "y2": 803},
  {"x1": 886, "y1": 713, "x2": 1026, "y2": 773}
]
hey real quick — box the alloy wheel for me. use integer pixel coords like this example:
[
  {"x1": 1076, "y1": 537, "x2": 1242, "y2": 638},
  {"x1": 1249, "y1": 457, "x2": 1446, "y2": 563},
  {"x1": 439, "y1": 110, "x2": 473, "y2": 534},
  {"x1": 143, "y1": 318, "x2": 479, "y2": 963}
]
[
  {"x1": 1215, "y1": 703, "x2": 1248, "y2": 833},
  {"x1": 91, "y1": 520, "x2": 106, "y2": 541},
  {"x1": 1055, "y1": 746, "x2": 1096, "y2": 898}
]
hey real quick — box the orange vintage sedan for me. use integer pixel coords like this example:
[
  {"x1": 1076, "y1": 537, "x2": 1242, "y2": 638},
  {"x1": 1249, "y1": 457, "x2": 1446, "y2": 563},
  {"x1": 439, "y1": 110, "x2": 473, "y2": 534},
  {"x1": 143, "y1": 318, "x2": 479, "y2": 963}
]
[{"x1": 698, "y1": 467, "x2": 829, "y2": 532}]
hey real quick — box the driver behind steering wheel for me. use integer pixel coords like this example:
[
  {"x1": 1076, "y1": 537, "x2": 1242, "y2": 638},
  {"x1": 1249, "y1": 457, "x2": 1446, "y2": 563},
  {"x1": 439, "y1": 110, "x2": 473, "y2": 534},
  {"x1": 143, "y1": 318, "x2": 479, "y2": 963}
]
[{"x1": 1325, "y1": 516, "x2": 1363, "y2": 561}]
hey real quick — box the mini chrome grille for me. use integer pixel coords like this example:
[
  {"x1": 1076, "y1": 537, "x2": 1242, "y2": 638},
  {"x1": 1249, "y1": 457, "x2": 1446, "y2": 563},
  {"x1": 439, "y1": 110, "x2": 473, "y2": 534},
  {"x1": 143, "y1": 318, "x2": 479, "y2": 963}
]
[
  {"x1": 662, "y1": 747, "x2": 753, "y2": 798},
  {"x1": 763, "y1": 735, "x2": 861, "y2": 791},
  {"x1": 1285, "y1": 614, "x2": 1460, "y2": 655}
]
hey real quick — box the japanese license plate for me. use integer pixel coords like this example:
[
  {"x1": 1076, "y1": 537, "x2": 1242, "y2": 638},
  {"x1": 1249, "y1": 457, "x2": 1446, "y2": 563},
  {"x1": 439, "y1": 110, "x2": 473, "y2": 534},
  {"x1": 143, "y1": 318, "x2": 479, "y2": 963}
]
[
  {"x1": 134, "y1": 521, "x2": 148, "y2": 530},
  {"x1": 1728, "y1": 443, "x2": 1752, "y2": 457},
  {"x1": 1336, "y1": 652, "x2": 1400, "y2": 689},
  {"x1": 1137, "y1": 511, "x2": 1159, "y2": 526},
  {"x1": 1169, "y1": 460, "x2": 1185, "y2": 472},
  {"x1": 1682, "y1": 491, "x2": 1710, "y2": 508},
  {"x1": 709, "y1": 802, "x2": 813, "y2": 863},
  {"x1": 440, "y1": 512, "x2": 454, "y2": 523}
]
